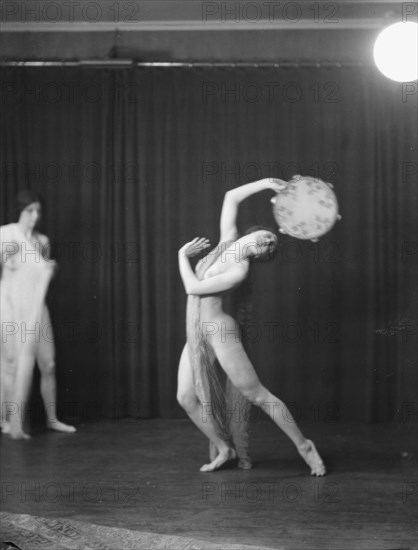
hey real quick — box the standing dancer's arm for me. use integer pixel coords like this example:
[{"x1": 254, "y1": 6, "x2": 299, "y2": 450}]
[
  {"x1": 219, "y1": 178, "x2": 287, "y2": 242},
  {"x1": 39, "y1": 234, "x2": 58, "y2": 277},
  {"x1": 0, "y1": 225, "x2": 18, "y2": 267}
]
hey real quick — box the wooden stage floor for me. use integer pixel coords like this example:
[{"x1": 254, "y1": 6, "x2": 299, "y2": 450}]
[{"x1": 1, "y1": 419, "x2": 417, "y2": 550}]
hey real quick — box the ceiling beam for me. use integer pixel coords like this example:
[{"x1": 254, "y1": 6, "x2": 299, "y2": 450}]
[
  {"x1": 1, "y1": 0, "x2": 414, "y2": 30},
  {"x1": 1, "y1": 1, "x2": 415, "y2": 62}
]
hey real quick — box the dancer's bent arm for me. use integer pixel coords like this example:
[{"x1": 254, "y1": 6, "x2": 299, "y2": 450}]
[{"x1": 178, "y1": 238, "x2": 246, "y2": 296}]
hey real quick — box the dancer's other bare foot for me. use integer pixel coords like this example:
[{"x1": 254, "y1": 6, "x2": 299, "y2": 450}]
[
  {"x1": 209, "y1": 443, "x2": 252, "y2": 470},
  {"x1": 200, "y1": 447, "x2": 237, "y2": 472},
  {"x1": 237, "y1": 457, "x2": 253, "y2": 470},
  {"x1": 298, "y1": 439, "x2": 326, "y2": 476},
  {"x1": 10, "y1": 428, "x2": 31, "y2": 440},
  {"x1": 47, "y1": 419, "x2": 76, "y2": 433},
  {"x1": 1, "y1": 421, "x2": 11, "y2": 435},
  {"x1": 9, "y1": 417, "x2": 31, "y2": 439}
]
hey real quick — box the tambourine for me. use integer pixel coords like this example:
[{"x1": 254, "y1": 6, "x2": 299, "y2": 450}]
[{"x1": 272, "y1": 175, "x2": 341, "y2": 242}]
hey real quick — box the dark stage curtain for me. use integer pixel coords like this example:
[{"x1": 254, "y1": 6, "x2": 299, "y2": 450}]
[{"x1": 1, "y1": 66, "x2": 416, "y2": 423}]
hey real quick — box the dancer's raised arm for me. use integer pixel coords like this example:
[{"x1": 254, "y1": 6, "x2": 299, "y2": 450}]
[{"x1": 219, "y1": 178, "x2": 287, "y2": 242}]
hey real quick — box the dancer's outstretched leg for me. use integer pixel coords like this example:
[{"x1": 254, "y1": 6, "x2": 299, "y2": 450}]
[
  {"x1": 177, "y1": 345, "x2": 236, "y2": 471},
  {"x1": 210, "y1": 332, "x2": 326, "y2": 476}
]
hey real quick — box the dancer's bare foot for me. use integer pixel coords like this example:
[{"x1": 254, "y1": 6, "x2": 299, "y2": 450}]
[
  {"x1": 209, "y1": 443, "x2": 252, "y2": 470},
  {"x1": 9, "y1": 418, "x2": 31, "y2": 439},
  {"x1": 47, "y1": 420, "x2": 76, "y2": 433},
  {"x1": 298, "y1": 439, "x2": 326, "y2": 476},
  {"x1": 200, "y1": 447, "x2": 237, "y2": 472},
  {"x1": 237, "y1": 457, "x2": 253, "y2": 470},
  {"x1": 10, "y1": 428, "x2": 31, "y2": 440},
  {"x1": 1, "y1": 421, "x2": 11, "y2": 435}
]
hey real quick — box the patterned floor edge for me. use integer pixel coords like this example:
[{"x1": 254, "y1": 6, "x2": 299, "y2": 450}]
[{"x1": 0, "y1": 512, "x2": 278, "y2": 550}]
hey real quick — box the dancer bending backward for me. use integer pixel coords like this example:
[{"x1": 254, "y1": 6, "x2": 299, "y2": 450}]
[
  {"x1": 0, "y1": 190, "x2": 76, "y2": 439},
  {"x1": 177, "y1": 179, "x2": 326, "y2": 475}
]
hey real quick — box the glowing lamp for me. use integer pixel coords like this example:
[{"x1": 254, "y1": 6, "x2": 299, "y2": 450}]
[{"x1": 373, "y1": 22, "x2": 418, "y2": 82}]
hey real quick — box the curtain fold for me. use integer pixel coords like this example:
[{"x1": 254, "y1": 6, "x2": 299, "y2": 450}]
[{"x1": 1, "y1": 65, "x2": 416, "y2": 422}]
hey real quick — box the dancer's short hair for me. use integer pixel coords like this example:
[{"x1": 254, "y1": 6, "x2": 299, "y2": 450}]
[{"x1": 16, "y1": 189, "x2": 44, "y2": 219}]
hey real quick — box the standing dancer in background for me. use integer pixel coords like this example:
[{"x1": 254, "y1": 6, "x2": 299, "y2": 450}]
[
  {"x1": 0, "y1": 190, "x2": 76, "y2": 439},
  {"x1": 177, "y1": 179, "x2": 326, "y2": 475}
]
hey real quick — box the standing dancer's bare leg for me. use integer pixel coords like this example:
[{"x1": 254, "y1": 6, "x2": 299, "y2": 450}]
[
  {"x1": 0, "y1": 361, "x2": 14, "y2": 435},
  {"x1": 38, "y1": 361, "x2": 76, "y2": 433},
  {"x1": 177, "y1": 344, "x2": 236, "y2": 471},
  {"x1": 0, "y1": 336, "x2": 15, "y2": 435},
  {"x1": 9, "y1": 353, "x2": 36, "y2": 439},
  {"x1": 37, "y1": 310, "x2": 76, "y2": 433},
  {"x1": 0, "y1": 297, "x2": 17, "y2": 435}
]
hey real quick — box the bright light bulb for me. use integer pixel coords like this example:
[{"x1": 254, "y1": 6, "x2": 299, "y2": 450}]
[{"x1": 373, "y1": 22, "x2": 418, "y2": 82}]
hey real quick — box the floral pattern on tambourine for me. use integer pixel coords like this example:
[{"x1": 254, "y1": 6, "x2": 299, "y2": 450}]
[{"x1": 272, "y1": 176, "x2": 341, "y2": 241}]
